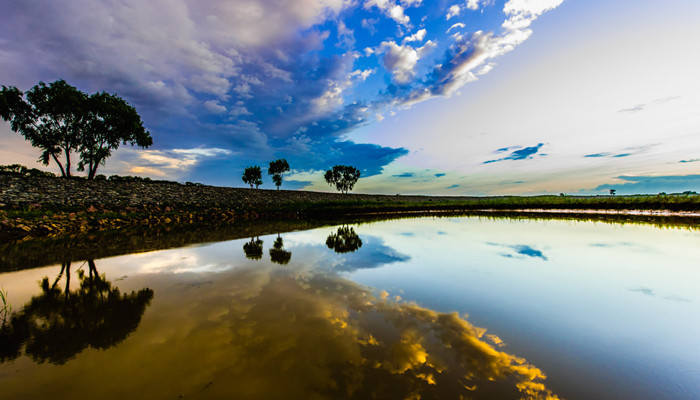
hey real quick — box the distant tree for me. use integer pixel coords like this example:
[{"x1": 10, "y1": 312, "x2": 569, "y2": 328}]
[
  {"x1": 324, "y1": 165, "x2": 360, "y2": 194},
  {"x1": 268, "y1": 159, "x2": 290, "y2": 190},
  {"x1": 609, "y1": 189, "x2": 616, "y2": 196},
  {"x1": 242, "y1": 166, "x2": 263, "y2": 188},
  {"x1": 243, "y1": 237, "x2": 264, "y2": 260},
  {"x1": 269, "y1": 235, "x2": 292, "y2": 265},
  {"x1": 0, "y1": 80, "x2": 152, "y2": 179}
]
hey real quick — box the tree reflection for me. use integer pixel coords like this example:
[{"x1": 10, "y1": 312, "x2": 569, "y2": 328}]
[
  {"x1": 0, "y1": 260, "x2": 154, "y2": 365},
  {"x1": 243, "y1": 237, "x2": 264, "y2": 260},
  {"x1": 269, "y1": 235, "x2": 292, "y2": 265},
  {"x1": 325, "y1": 226, "x2": 363, "y2": 254}
]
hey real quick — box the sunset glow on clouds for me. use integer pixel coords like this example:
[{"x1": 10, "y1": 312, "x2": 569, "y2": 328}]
[{"x1": 1, "y1": 0, "x2": 699, "y2": 194}]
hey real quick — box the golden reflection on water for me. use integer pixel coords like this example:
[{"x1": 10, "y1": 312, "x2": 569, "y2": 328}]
[{"x1": 1, "y1": 260, "x2": 560, "y2": 400}]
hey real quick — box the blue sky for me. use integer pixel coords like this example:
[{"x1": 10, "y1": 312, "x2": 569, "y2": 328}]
[{"x1": 1, "y1": 0, "x2": 699, "y2": 195}]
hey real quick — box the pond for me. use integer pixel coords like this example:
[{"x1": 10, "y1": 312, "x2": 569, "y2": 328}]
[{"x1": 1, "y1": 215, "x2": 699, "y2": 399}]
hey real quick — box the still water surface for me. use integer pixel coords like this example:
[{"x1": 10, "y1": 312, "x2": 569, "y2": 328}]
[{"x1": 1, "y1": 216, "x2": 699, "y2": 399}]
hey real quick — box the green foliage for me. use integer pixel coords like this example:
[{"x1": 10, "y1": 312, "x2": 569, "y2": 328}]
[
  {"x1": 0, "y1": 164, "x2": 56, "y2": 177},
  {"x1": 324, "y1": 165, "x2": 361, "y2": 194},
  {"x1": 78, "y1": 91, "x2": 152, "y2": 179},
  {"x1": 268, "y1": 159, "x2": 290, "y2": 190},
  {"x1": 0, "y1": 286, "x2": 10, "y2": 327},
  {"x1": 242, "y1": 166, "x2": 263, "y2": 189},
  {"x1": 0, "y1": 80, "x2": 152, "y2": 179}
]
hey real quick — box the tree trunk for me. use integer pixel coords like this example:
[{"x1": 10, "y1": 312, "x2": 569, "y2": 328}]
[
  {"x1": 64, "y1": 148, "x2": 72, "y2": 178},
  {"x1": 51, "y1": 153, "x2": 67, "y2": 177},
  {"x1": 88, "y1": 160, "x2": 98, "y2": 180}
]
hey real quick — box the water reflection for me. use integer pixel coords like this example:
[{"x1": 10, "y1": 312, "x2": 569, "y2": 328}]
[
  {"x1": 0, "y1": 260, "x2": 153, "y2": 365},
  {"x1": 269, "y1": 235, "x2": 292, "y2": 265},
  {"x1": 326, "y1": 226, "x2": 363, "y2": 253},
  {"x1": 243, "y1": 237, "x2": 264, "y2": 260}
]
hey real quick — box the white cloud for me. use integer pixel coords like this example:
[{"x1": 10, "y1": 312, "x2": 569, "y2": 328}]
[
  {"x1": 503, "y1": 0, "x2": 565, "y2": 17},
  {"x1": 446, "y1": 5, "x2": 462, "y2": 20},
  {"x1": 126, "y1": 147, "x2": 232, "y2": 177},
  {"x1": 447, "y1": 23, "x2": 466, "y2": 33},
  {"x1": 364, "y1": 0, "x2": 411, "y2": 26},
  {"x1": 312, "y1": 69, "x2": 375, "y2": 112},
  {"x1": 379, "y1": 40, "x2": 436, "y2": 84},
  {"x1": 476, "y1": 62, "x2": 496, "y2": 75},
  {"x1": 203, "y1": 100, "x2": 227, "y2": 114},
  {"x1": 466, "y1": 0, "x2": 480, "y2": 10},
  {"x1": 403, "y1": 29, "x2": 427, "y2": 43}
]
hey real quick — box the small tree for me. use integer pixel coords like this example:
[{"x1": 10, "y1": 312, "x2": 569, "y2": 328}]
[
  {"x1": 268, "y1": 159, "x2": 290, "y2": 190},
  {"x1": 324, "y1": 165, "x2": 360, "y2": 194},
  {"x1": 609, "y1": 189, "x2": 616, "y2": 196},
  {"x1": 242, "y1": 166, "x2": 263, "y2": 188}
]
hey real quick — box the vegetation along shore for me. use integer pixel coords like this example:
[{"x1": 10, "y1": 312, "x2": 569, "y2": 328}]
[{"x1": 2, "y1": 169, "x2": 699, "y2": 242}]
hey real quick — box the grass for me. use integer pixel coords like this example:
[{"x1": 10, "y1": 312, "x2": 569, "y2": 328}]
[
  {"x1": 0, "y1": 285, "x2": 10, "y2": 326},
  {"x1": 273, "y1": 194, "x2": 700, "y2": 216}
]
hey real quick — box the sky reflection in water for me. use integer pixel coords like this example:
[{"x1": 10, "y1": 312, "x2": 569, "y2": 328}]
[{"x1": 1, "y1": 216, "x2": 699, "y2": 399}]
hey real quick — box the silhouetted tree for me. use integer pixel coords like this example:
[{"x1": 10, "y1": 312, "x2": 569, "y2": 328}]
[
  {"x1": 0, "y1": 80, "x2": 151, "y2": 179},
  {"x1": 243, "y1": 237, "x2": 264, "y2": 260},
  {"x1": 324, "y1": 165, "x2": 360, "y2": 194},
  {"x1": 0, "y1": 260, "x2": 154, "y2": 364},
  {"x1": 326, "y1": 226, "x2": 363, "y2": 253},
  {"x1": 609, "y1": 189, "x2": 616, "y2": 196},
  {"x1": 0, "y1": 81, "x2": 85, "y2": 177},
  {"x1": 268, "y1": 159, "x2": 290, "y2": 190},
  {"x1": 78, "y1": 92, "x2": 152, "y2": 179},
  {"x1": 269, "y1": 235, "x2": 292, "y2": 265},
  {"x1": 242, "y1": 166, "x2": 263, "y2": 189}
]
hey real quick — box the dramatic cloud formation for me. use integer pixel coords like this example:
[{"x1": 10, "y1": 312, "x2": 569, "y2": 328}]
[{"x1": 0, "y1": 0, "x2": 565, "y2": 187}]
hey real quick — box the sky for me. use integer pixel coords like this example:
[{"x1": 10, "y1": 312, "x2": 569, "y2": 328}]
[{"x1": 1, "y1": 0, "x2": 699, "y2": 195}]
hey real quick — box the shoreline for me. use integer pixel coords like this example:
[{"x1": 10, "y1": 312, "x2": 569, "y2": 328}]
[{"x1": 2, "y1": 173, "x2": 699, "y2": 242}]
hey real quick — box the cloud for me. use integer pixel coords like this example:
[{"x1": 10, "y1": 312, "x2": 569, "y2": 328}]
[
  {"x1": 0, "y1": 0, "x2": 564, "y2": 187},
  {"x1": 446, "y1": 5, "x2": 462, "y2": 20},
  {"x1": 403, "y1": 29, "x2": 427, "y2": 43},
  {"x1": 466, "y1": 0, "x2": 481, "y2": 11},
  {"x1": 378, "y1": 40, "x2": 436, "y2": 84},
  {"x1": 447, "y1": 23, "x2": 466, "y2": 33},
  {"x1": 618, "y1": 95, "x2": 681, "y2": 113},
  {"x1": 489, "y1": 243, "x2": 548, "y2": 260},
  {"x1": 364, "y1": 0, "x2": 411, "y2": 26},
  {"x1": 484, "y1": 143, "x2": 544, "y2": 164},
  {"x1": 120, "y1": 147, "x2": 232, "y2": 178},
  {"x1": 593, "y1": 175, "x2": 700, "y2": 195}
]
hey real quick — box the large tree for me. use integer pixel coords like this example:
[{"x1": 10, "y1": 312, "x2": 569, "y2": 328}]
[
  {"x1": 268, "y1": 158, "x2": 290, "y2": 190},
  {"x1": 242, "y1": 166, "x2": 263, "y2": 188},
  {"x1": 0, "y1": 80, "x2": 86, "y2": 177},
  {"x1": 78, "y1": 92, "x2": 152, "y2": 179},
  {"x1": 0, "y1": 80, "x2": 152, "y2": 179},
  {"x1": 324, "y1": 165, "x2": 360, "y2": 194}
]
